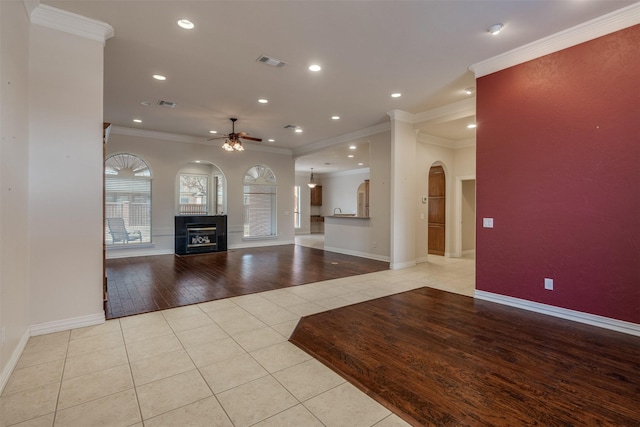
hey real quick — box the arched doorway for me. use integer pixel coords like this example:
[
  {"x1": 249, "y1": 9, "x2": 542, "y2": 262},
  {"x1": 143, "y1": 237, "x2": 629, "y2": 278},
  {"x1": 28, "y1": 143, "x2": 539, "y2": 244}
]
[{"x1": 428, "y1": 165, "x2": 445, "y2": 255}]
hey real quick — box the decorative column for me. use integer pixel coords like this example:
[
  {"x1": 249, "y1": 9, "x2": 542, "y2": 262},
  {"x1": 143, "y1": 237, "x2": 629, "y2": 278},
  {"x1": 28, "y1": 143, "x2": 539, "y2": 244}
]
[{"x1": 387, "y1": 110, "x2": 417, "y2": 269}]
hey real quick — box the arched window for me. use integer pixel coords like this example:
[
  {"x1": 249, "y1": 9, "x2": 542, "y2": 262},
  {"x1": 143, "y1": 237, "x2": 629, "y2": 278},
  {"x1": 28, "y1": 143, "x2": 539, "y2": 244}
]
[
  {"x1": 105, "y1": 153, "x2": 152, "y2": 245},
  {"x1": 177, "y1": 162, "x2": 226, "y2": 215},
  {"x1": 243, "y1": 165, "x2": 277, "y2": 237}
]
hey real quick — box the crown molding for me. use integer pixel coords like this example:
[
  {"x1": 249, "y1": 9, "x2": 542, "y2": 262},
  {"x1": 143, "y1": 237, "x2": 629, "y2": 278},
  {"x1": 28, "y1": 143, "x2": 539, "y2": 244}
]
[
  {"x1": 470, "y1": 3, "x2": 640, "y2": 78},
  {"x1": 292, "y1": 122, "x2": 390, "y2": 157},
  {"x1": 387, "y1": 99, "x2": 476, "y2": 127},
  {"x1": 417, "y1": 132, "x2": 476, "y2": 150},
  {"x1": 387, "y1": 109, "x2": 414, "y2": 123},
  {"x1": 412, "y1": 98, "x2": 475, "y2": 125},
  {"x1": 111, "y1": 126, "x2": 292, "y2": 155},
  {"x1": 29, "y1": 3, "x2": 114, "y2": 45},
  {"x1": 22, "y1": 0, "x2": 39, "y2": 17},
  {"x1": 325, "y1": 167, "x2": 371, "y2": 178},
  {"x1": 112, "y1": 126, "x2": 204, "y2": 143}
]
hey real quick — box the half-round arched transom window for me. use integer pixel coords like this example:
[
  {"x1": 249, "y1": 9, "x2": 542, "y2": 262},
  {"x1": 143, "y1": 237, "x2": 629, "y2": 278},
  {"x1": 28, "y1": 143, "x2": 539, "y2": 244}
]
[{"x1": 105, "y1": 153, "x2": 151, "y2": 177}]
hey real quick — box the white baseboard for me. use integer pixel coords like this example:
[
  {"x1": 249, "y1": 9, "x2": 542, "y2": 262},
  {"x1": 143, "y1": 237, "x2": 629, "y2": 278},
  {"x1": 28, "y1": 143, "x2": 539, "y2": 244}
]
[
  {"x1": 30, "y1": 311, "x2": 105, "y2": 337},
  {"x1": 474, "y1": 290, "x2": 640, "y2": 337},
  {"x1": 0, "y1": 328, "x2": 30, "y2": 394},
  {"x1": 389, "y1": 260, "x2": 417, "y2": 270},
  {"x1": 323, "y1": 246, "x2": 390, "y2": 263},
  {"x1": 416, "y1": 256, "x2": 428, "y2": 264},
  {"x1": 229, "y1": 240, "x2": 295, "y2": 250},
  {"x1": 462, "y1": 249, "x2": 476, "y2": 256},
  {"x1": 106, "y1": 248, "x2": 174, "y2": 259}
]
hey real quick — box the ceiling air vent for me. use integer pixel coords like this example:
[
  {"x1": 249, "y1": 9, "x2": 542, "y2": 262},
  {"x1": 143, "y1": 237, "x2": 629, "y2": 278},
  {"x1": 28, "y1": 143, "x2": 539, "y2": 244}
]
[
  {"x1": 284, "y1": 124, "x2": 301, "y2": 130},
  {"x1": 257, "y1": 55, "x2": 286, "y2": 68},
  {"x1": 157, "y1": 100, "x2": 176, "y2": 108}
]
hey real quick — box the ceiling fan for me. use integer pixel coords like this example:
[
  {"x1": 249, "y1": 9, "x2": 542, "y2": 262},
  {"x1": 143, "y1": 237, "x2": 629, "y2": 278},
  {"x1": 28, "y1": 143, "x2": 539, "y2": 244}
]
[{"x1": 208, "y1": 118, "x2": 262, "y2": 151}]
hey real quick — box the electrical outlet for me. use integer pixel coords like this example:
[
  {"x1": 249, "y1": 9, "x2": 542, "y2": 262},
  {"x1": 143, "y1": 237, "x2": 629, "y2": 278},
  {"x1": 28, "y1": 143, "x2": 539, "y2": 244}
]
[
  {"x1": 483, "y1": 218, "x2": 494, "y2": 228},
  {"x1": 544, "y1": 278, "x2": 554, "y2": 291}
]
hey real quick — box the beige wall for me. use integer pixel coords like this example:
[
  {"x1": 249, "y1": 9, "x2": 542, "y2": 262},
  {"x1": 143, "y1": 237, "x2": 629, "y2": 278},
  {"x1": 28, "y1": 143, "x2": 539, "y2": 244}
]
[
  {"x1": 28, "y1": 24, "x2": 105, "y2": 327},
  {"x1": 0, "y1": 0, "x2": 31, "y2": 388},
  {"x1": 320, "y1": 170, "x2": 370, "y2": 217},
  {"x1": 368, "y1": 131, "x2": 391, "y2": 259},
  {"x1": 461, "y1": 179, "x2": 476, "y2": 252},
  {"x1": 106, "y1": 131, "x2": 295, "y2": 256}
]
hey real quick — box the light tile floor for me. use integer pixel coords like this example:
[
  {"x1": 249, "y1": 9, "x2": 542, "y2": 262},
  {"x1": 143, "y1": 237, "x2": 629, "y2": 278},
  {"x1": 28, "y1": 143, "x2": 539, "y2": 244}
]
[{"x1": 0, "y1": 255, "x2": 474, "y2": 427}]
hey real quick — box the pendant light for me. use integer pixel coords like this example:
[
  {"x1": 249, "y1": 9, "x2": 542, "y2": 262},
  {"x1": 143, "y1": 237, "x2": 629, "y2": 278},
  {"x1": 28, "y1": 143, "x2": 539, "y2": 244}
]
[{"x1": 307, "y1": 168, "x2": 317, "y2": 188}]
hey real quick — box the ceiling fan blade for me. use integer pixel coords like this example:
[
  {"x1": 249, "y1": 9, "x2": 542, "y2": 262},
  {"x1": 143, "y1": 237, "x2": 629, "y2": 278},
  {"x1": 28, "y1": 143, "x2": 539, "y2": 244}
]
[
  {"x1": 241, "y1": 136, "x2": 262, "y2": 142},
  {"x1": 206, "y1": 134, "x2": 229, "y2": 141}
]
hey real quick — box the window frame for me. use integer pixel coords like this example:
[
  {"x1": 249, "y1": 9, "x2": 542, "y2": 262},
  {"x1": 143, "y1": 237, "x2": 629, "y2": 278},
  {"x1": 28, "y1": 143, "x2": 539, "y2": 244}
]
[
  {"x1": 243, "y1": 165, "x2": 277, "y2": 239},
  {"x1": 178, "y1": 173, "x2": 210, "y2": 215},
  {"x1": 104, "y1": 153, "x2": 152, "y2": 246}
]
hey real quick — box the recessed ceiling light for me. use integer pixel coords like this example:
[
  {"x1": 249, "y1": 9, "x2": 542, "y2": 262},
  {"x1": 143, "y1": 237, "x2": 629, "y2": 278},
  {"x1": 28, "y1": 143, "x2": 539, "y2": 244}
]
[
  {"x1": 349, "y1": 145, "x2": 356, "y2": 150},
  {"x1": 258, "y1": 98, "x2": 269, "y2": 104},
  {"x1": 308, "y1": 64, "x2": 322, "y2": 72},
  {"x1": 391, "y1": 92, "x2": 402, "y2": 98},
  {"x1": 488, "y1": 23, "x2": 503, "y2": 35},
  {"x1": 140, "y1": 101, "x2": 151, "y2": 106},
  {"x1": 177, "y1": 19, "x2": 195, "y2": 30},
  {"x1": 194, "y1": 160, "x2": 201, "y2": 163},
  {"x1": 294, "y1": 128, "x2": 303, "y2": 133},
  {"x1": 133, "y1": 119, "x2": 142, "y2": 123},
  {"x1": 331, "y1": 116, "x2": 340, "y2": 120},
  {"x1": 348, "y1": 154, "x2": 354, "y2": 158},
  {"x1": 268, "y1": 139, "x2": 275, "y2": 142},
  {"x1": 358, "y1": 162, "x2": 364, "y2": 166},
  {"x1": 464, "y1": 87, "x2": 475, "y2": 95},
  {"x1": 467, "y1": 124, "x2": 477, "y2": 129},
  {"x1": 209, "y1": 130, "x2": 217, "y2": 134},
  {"x1": 152, "y1": 74, "x2": 166, "y2": 81}
]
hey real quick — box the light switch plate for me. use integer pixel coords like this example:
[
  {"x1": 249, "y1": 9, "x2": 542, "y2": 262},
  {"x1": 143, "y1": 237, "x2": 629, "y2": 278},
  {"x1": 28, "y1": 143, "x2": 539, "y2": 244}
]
[
  {"x1": 482, "y1": 218, "x2": 494, "y2": 228},
  {"x1": 544, "y1": 278, "x2": 554, "y2": 290}
]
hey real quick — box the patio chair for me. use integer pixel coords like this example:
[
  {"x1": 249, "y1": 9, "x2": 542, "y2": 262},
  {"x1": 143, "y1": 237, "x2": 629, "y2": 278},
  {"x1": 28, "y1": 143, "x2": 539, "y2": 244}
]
[{"x1": 106, "y1": 217, "x2": 142, "y2": 244}]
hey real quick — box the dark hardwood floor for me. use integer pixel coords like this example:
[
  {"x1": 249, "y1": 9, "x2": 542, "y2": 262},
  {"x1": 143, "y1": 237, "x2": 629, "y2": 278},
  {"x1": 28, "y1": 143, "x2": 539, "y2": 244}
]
[
  {"x1": 105, "y1": 244, "x2": 388, "y2": 319},
  {"x1": 290, "y1": 287, "x2": 640, "y2": 427}
]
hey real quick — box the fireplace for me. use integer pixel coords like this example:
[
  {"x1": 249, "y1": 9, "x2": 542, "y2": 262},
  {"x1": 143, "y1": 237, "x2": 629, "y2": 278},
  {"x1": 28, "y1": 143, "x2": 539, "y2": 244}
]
[{"x1": 175, "y1": 215, "x2": 227, "y2": 255}]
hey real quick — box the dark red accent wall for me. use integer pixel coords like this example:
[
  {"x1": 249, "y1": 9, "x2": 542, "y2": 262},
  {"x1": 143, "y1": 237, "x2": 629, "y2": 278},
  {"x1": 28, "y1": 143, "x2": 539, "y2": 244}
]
[{"x1": 476, "y1": 25, "x2": 640, "y2": 324}]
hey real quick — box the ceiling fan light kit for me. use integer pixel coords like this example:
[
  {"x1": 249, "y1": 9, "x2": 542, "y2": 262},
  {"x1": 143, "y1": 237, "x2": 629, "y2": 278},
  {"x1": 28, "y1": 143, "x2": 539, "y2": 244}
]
[{"x1": 208, "y1": 118, "x2": 261, "y2": 152}]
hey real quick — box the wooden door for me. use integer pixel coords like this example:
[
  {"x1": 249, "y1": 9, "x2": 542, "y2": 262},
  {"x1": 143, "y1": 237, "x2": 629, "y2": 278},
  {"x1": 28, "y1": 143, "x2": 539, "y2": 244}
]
[{"x1": 428, "y1": 165, "x2": 445, "y2": 255}]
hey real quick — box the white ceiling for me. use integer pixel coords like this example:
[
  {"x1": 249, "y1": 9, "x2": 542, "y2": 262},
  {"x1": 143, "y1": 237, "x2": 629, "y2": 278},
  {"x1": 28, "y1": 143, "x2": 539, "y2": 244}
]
[{"x1": 45, "y1": 0, "x2": 636, "y2": 173}]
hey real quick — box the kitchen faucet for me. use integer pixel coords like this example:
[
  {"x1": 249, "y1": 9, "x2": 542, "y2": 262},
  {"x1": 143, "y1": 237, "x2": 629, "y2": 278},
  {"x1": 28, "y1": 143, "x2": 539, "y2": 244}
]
[{"x1": 333, "y1": 208, "x2": 342, "y2": 215}]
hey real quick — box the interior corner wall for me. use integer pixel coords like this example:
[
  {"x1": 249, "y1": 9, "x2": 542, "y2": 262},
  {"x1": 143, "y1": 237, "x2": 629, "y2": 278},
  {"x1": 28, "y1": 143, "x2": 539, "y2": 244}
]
[
  {"x1": 476, "y1": 25, "x2": 640, "y2": 323},
  {"x1": 28, "y1": 25, "x2": 105, "y2": 326},
  {"x1": 0, "y1": 0, "x2": 31, "y2": 385}
]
